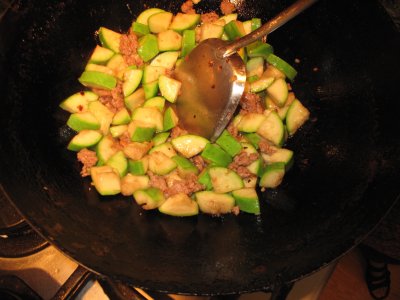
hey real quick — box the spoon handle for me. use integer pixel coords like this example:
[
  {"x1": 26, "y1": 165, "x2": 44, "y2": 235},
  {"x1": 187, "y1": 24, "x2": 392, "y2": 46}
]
[{"x1": 220, "y1": 0, "x2": 318, "y2": 57}]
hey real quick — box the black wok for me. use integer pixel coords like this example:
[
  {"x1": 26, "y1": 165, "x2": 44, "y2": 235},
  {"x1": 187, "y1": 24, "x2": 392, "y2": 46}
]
[{"x1": 1, "y1": 0, "x2": 400, "y2": 295}]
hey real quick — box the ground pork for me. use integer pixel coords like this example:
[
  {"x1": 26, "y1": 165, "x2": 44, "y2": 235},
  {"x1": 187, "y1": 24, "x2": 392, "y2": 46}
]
[
  {"x1": 92, "y1": 81, "x2": 124, "y2": 113},
  {"x1": 259, "y1": 140, "x2": 277, "y2": 155},
  {"x1": 110, "y1": 82, "x2": 125, "y2": 111},
  {"x1": 148, "y1": 171, "x2": 168, "y2": 192},
  {"x1": 170, "y1": 126, "x2": 188, "y2": 138},
  {"x1": 240, "y1": 92, "x2": 264, "y2": 114},
  {"x1": 77, "y1": 148, "x2": 98, "y2": 177},
  {"x1": 229, "y1": 151, "x2": 259, "y2": 178},
  {"x1": 181, "y1": 0, "x2": 196, "y2": 14},
  {"x1": 201, "y1": 12, "x2": 219, "y2": 23},
  {"x1": 119, "y1": 30, "x2": 143, "y2": 67},
  {"x1": 232, "y1": 166, "x2": 252, "y2": 178},
  {"x1": 164, "y1": 173, "x2": 204, "y2": 198},
  {"x1": 220, "y1": 0, "x2": 236, "y2": 15},
  {"x1": 231, "y1": 206, "x2": 240, "y2": 215},
  {"x1": 191, "y1": 155, "x2": 206, "y2": 172},
  {"x1": 227, "y1": 120, "x2": 239, "y2": 139},
  {"x1": 118, "y1": 131, "x2": 131, "y2": 148}
]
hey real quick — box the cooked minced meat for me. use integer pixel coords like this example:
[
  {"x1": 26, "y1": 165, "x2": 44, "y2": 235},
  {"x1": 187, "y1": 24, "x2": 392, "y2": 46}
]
[
  {"x1": 92, "y1": 81, "x2": 124, "y2": 113},
  {"x1": 164, "y1": 173, "x2": 204, "y2": 198},
  {"x1": 191, "y1": 155, "x2": 206, "y2": 172},
  {"x1": 148, "y1": 171, "x2": 168, "y2": 192},
  {"x1": 220, "y1": 0, "x2": 236, "y2": 15},
  {"x1": 259, "y1": 140, "x2": 277, "y2": 155},
  {"x1": 181, "y1": 0, "x2": 196, "y2": 14},
  {"x1": 77, "y1": 148, "x2": 98, "y2": 177},
  {"x1": 240, "y1": 92, "x2": 264, "y2": 114},
  {"x1": 170, "y1": 125, "x2": 188, "y2": 138},
  {"x1": 227, "y1": 121, "x2": 239, "y2": 139},
  {"x1": 229, "y1": 151, "x2": 259, "y2": 178},
  {"x1": 110, "y1": 82, "x2": 125, "y2": 110},
  {"x1": 201, "y1": 12, "x2": 219, "y2": 23},
  {"x1": 231, "y1": 206, "x2": 240, "y2": 215},
  {"x1": 118, "y1": 131, "x2": 131, "y2": 148},
  {"x1": 236, "y1": 166, "x2": 254, "y2": 178},
  {"x1": 119, "y1": 30, "x2": 143, "y2": 67}
]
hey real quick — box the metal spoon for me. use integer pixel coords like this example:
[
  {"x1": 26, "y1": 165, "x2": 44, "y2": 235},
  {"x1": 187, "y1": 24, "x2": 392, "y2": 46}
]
[{"x1": 174, "y1": 0, "x2": 317, "y2": 141}]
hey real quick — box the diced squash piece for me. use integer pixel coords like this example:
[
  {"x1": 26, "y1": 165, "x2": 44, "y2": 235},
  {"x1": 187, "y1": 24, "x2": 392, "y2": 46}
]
[
  {"x1": 208, "y1": 167, "x2": 244, "y2": 193},
  {"x1": 134, "y1": 187, "x2": 165, "y2": 210},
  {"x1": 91, "y1": 166, "x2": 121, "y2": 195},
  {"x1": 159, "y1": 193, "x2": 199, "y2": 216},
  {"x1": 170, "y1": 13, "x2": 200, "y2": 31},
  {"x1": 232, "y1": 188, "x2": 260, "y2": 214},
  {"x1": 286, "y1": 99, "x2": 310, "y2": 135},
  {"x1": 171, "y1": 135, "x2": 209, "y2": 158},
  {"x1": 121, "y1": 174, "x2": 150, "y2": 196},
  {"x1": 67, "y1": 130, "x2": 102, "y2": 152},
  {"x1": 195, "y1": 191, "x2": 235, "y2": 215},
  {"x1": 98, "y1": 27, "x2": 121, "y2": 53}
]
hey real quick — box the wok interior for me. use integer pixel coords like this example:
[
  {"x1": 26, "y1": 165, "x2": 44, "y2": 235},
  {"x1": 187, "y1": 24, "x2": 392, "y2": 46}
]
[{"x1": 1, "y1": 0, "x2": 400, "y2": 294}]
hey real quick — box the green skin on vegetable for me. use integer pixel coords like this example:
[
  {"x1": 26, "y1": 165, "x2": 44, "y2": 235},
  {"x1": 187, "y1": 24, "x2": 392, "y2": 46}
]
[{"x1": 61, "y1": 9, "x2": 308, "y2": 217}]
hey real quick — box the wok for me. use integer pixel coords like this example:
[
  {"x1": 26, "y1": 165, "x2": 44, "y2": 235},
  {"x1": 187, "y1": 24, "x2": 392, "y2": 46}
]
[{"x1": 1, "y1": 0, "x2": 400, "y2": 295}]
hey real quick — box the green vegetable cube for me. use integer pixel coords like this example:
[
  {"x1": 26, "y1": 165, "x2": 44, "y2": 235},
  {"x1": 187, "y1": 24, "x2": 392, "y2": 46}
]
[
  {"x1": 201, "y1": 144, "x2": 232, "y2": 167},
  {"x1": 215, "y1": 130, "x2": 242, "y2": 157},
  {"x1": 138, "y1": 34, "x2": 159, "y2": 62}
]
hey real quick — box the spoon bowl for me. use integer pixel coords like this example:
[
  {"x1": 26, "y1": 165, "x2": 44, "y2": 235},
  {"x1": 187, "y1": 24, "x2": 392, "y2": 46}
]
[
  {"x1": 174, "y1": 38, "x2": 246, "y2": 141},
  {"x1": 174, "y1": 0, "x2": 318, "y2": 141}
]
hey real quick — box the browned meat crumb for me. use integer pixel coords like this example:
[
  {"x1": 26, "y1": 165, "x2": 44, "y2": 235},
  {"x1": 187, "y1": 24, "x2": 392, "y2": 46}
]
[
  {"x1": 170, "y1": 125, "x2": 188, "y2": 138},
  {"x1": 201, "y1": 12, "x2": 219, "y2": 23},
  {"x1": 93, "y1": 81, "x2": 124, "y2": 113},
  {"x1": 191, "y1": 155, "x2": 206, "y2": 172},
  {"x1": 77, "y1": 148, "x2": 98, "y2": 177},
  {"x1": 229, "y1": 151, "x2": 259, "y2": 178},
  {"x1": 181, "y1": 0, "x2": 196, "y2": 14},
  {"x1": 240, "y1": 92, "x2": 263, "y2": 114},
  {"x1": 232, "y1": 206, "x2": 240, "y2": 215},
  {"x1": 220, "y1": 0, "x2": 236, "y2": 15},
  {"x1": 92, "y1": 91, "x2": 112, "y2": 109},
  {"x1": 119, "y1": 131, "x2": 131, "y2": 148},
  {"x1": 164, "y1": 173, "x2": 204, "y2": 198},
  {"x1": 235, "y1": 166, "x2": 254, "y2": 178},
  {"x1": 259, "y1": 140, "x2": 276, "y2": 155},
  {"x1": 119, "y1": 30, "x2": 143, "y2": 67},
  {"x1": 148, "y1": 171, "x2": 168, "y2": 192},
  {"x1": 110, "y1": 81, "x2": 125, "y2": 111},
  {"x1": 227, "y1": 121, "x2": 239, "y2": 139}
]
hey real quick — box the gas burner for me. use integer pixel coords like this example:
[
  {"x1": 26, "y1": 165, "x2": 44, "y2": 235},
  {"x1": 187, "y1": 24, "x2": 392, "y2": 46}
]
[{"x1": 0, "y1": 190, "x2": 48, "y2": 258}]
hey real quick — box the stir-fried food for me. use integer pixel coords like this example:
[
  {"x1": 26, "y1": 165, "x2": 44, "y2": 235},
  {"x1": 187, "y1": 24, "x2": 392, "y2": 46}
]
[{"x1": 59, "y1": 0, "x2": 310, "y2": 217}]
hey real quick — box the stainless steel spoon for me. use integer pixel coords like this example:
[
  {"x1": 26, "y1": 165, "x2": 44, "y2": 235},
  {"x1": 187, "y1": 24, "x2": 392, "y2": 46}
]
[{"x1": 174, "y1": 0, "x2": 317, "y2": 141}]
